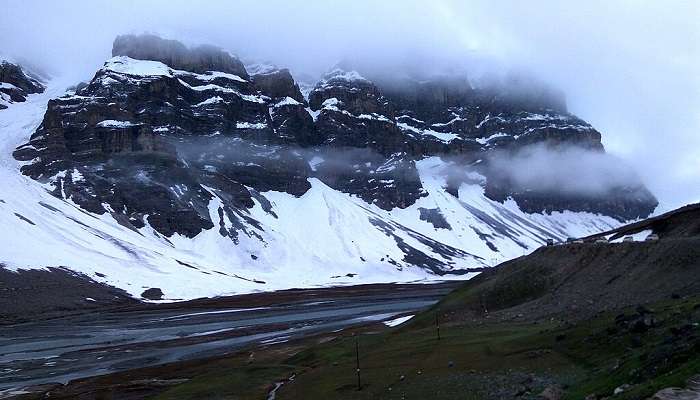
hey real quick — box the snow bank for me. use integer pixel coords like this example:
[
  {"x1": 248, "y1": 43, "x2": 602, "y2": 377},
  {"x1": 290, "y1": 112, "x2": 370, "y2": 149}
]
[
  {"x1": 274, "y1": 97, "x2": 302, "y2": 107},
  {"x1": 321, "y1": 68, "x2": 368, "y2": 84},
  {"x1": 103, "y1": 56, "x2": 173, "y2": 77},
  {"x1": 384, "y1": 314, "x2": 414, "y2": 327},
  {"x1": 397, "y1": 122, "x2": 458, "y2": 142},
  {"x1": 236, "y1": 121, "x2": 267, "y2": 129},
  {"x1": 96, "y1": 119, "x2": 140, "y2": 128},
  {"x1": 198, "y1": 71, "x2": 247, "y2": 83}
]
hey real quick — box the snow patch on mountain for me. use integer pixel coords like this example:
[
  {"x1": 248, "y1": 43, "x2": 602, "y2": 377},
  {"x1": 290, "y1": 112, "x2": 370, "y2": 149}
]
[
  {"x1": 104, "y1": 56, "x2": 173, "y2": 77},
  {"x1": 319, "y1": 68, "x2": 369, "y2": 87},
  {"x1": 397, "y1": 122, "x2": 459, "y2": 142},
  {"x1": 96, "y1": 119, "x2": 141, "y2": 128},
  {"x1": 275, "y1": 96, "x2": 302, "y2": 108}
]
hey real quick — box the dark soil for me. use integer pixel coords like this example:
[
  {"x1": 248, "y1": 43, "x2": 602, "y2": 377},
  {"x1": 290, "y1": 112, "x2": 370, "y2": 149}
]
[
  {"x1": 0, "y1": 266, "x2": 135, "y2": 325},
  {"x1": 436, "y1": 236, "x2": 700, "y2": 323}
]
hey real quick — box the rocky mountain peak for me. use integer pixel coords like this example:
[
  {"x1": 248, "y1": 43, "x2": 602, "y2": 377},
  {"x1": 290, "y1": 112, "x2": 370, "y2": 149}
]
[
  {"x1": 0, "y1": 59, "x2": 45, "y2": 109},
  {"x1": 112, "y1": 34, "x2": 249, "y2": 79},
  {"x1": 309, "y1": 67, "x2": 392, "y2": 117},
  {"x1": 248, "y1": 64, "x2": 305, "y2": 104}
]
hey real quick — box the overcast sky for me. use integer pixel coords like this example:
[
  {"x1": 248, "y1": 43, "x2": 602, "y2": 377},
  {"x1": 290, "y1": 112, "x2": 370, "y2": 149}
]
[{"x1": 2, "y1": 0, "x2": 698, "y2": 211}]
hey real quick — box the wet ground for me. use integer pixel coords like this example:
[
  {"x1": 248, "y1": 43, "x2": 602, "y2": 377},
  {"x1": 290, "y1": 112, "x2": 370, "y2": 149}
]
[{"x1": 0, "y1": 282, "x2": 458, "y2": 393}]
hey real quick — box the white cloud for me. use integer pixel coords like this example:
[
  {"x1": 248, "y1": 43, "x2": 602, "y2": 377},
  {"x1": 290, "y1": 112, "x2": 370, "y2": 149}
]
[{"x1": 1, "y1": 0, "x2": 698, "y2": 210}]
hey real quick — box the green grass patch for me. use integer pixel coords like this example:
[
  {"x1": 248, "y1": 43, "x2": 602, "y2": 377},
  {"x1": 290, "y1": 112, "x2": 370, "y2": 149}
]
[
  {"x1": 144, "y1": 297, "x2": 699, "y2": 400},
  {"x1": 151, "y1": 363, "x2": 295, "y2": 400},
  {"x1": 273, "y1": 297, "x2": 699, "y2": 399}
]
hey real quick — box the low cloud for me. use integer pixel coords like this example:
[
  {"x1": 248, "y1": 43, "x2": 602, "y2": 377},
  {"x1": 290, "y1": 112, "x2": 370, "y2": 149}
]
[
  {"x1": 1, "y1": 0, "x2": 698, "y2": 210},
  {"x1": 485, "y1": 144, "x2": 644, "y2": 197}
]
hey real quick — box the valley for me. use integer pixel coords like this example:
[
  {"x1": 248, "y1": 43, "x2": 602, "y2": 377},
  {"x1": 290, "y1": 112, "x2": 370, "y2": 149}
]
[{"x1": 0, "y1": 282, "x2": 456, "y2": 396}]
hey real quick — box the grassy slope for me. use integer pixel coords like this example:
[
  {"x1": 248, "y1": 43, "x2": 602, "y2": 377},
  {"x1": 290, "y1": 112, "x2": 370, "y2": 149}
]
[
  {"x1": 153, "y1": 235, "x2": 700, "y2": 399},
  {"x1": 271, "y1": 298, "x2": 699, "y2": 400},
  {"x1": 146, "y1": 233, "x2": 700, "y2": 399},
  {"x1": 428, "y1": 237, "x2": 700, "y2": 324}
]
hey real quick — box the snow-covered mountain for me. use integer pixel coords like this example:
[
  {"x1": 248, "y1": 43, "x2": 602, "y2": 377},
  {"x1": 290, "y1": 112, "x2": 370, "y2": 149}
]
[{"x1": 0, "y1": 34, "x2": 656, "y2": 300}]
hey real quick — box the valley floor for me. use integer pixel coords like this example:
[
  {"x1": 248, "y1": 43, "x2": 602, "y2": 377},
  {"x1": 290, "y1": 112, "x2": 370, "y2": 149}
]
[
  {"x1": 0, "y1": 282, "x2": 457, "y2": 397},
  {"x1": 7, "y1": 234, "x2": 700, "y2": 400},
  {"x1": 6, "y1": 293, "x2": 698, "y2": 400}
]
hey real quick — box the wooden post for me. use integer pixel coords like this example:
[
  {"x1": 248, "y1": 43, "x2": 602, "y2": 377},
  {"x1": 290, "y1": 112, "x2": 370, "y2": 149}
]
[
  {"x1": 436, "y1": 312, "x2": 441, "y2": 340},
  {"x1": 355, "y1": 334, "x2": 362, "y2": 391}
]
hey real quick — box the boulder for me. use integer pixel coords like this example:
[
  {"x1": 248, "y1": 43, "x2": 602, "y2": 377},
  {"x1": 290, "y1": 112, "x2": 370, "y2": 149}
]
[
  {"x1": 540, "y1": 385, "x2": 564, "y2": 400},
  {"x1": 140, "y1": 288, "x2": 164, "y2": 300}
]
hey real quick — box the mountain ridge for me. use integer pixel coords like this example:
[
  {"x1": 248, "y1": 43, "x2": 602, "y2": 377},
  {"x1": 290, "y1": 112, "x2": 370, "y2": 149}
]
[{"x1": 0, "y1": 34, "x2": 657, "y2": 299}]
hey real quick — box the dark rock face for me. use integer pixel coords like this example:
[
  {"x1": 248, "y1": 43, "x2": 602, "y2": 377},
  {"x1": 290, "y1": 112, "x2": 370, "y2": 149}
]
[
  {"x1": 13, "y1": 56, "x2": 280, "y2": 238},
  {"x1": 418, "y1": 207, "x2": 451, "y2": 230},
  {"x1": 251, "y1": 68, "x2": 304, "y2": 103},
  {"x1": 269, "y1": 100, "x2": 318, "y2": 146},
  {"x1": 484, "y1": 180, "x2": 656, "y2": 221},
  {"x1": 112, "y1": 34, "x2": 249, "y2": 78},
  {"x1": 14, "y1": 36, "x2": 657, "y2": 246},
  {"x1": 313, "y1": 150, "x2": 427, "y2": 210},
  {"x1": 0, "y1": 60, "x2": 44, "y2": 109},
  {"x1": 249, "y1": 65, "x2": 320, "y2": 146},
  {"x1": 372, "y1": 75, "x2": 656, "y2": 220},
  {"x1": 309, "y1": 69, "x2": 406, "y2": 155}
]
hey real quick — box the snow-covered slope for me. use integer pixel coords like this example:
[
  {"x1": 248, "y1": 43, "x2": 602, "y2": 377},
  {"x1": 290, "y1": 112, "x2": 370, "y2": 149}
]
[{"x1": 0, "y1": 81, "x2": 620, "y2": 300}]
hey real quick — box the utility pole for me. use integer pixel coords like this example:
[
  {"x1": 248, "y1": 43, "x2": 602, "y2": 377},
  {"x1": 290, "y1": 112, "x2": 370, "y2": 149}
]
[
  {"x1": 355, "y1": 334, "x2": 362, "y2": 391},
  {"x1": 436, "y1": 311, "x2": 441, "y2": 340}
]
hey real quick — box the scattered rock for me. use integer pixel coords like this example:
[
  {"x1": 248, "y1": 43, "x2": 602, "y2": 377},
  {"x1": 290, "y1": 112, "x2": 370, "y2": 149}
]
[
  {"x1": 650, "y1": 375, "x2": 700, "y2": 399},
  {"x1": 140, "y1": 287, "x2": 164, "y2": 300},
  {"x1": 613, "y1": 383, "x2": 631, "y2": 395},
  {"x1": 539, "y1": 385, "x2": 564, "y2": 400}
]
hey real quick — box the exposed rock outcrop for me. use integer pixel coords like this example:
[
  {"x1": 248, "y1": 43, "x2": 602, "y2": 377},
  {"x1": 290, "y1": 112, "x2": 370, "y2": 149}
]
[
  {"x1": 112, "y1": 34, "x2": 249, "y2": 78},
  {"x1": 0, "y1": 59, "x2": 44, "y2": 109}
]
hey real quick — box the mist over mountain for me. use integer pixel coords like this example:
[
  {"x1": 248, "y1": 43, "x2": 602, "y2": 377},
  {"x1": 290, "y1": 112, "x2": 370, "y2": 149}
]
[{"x1": 2, "y1": 1, "x2": 696, "y2": 210}]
